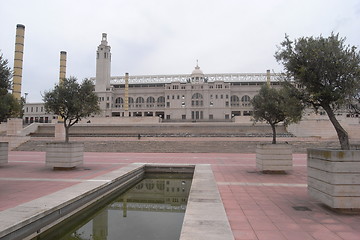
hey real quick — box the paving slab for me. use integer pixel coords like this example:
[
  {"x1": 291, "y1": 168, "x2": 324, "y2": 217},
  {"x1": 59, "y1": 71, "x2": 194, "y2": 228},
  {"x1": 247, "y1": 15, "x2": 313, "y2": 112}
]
[{"x1": 0, "y1": 151, "x2": 360, "y2": 240}]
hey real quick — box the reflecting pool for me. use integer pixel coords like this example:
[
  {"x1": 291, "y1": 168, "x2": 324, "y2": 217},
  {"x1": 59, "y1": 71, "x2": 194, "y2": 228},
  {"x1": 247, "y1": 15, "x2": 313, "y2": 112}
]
[{"x1": 33, "y1": 173, "x2": 193, "y2": 240}]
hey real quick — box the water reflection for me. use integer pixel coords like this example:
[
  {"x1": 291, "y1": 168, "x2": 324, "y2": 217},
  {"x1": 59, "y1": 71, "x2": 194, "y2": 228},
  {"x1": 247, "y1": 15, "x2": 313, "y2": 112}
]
[{"x1": 34, "y1": 173, "x2": 192, "y2": 240}]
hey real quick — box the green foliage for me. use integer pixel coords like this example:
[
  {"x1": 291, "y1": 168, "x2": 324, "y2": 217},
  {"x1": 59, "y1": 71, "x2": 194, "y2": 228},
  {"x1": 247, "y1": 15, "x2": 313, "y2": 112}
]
[
  {"x1": 43, "y1": 77, "x2": 100, "y2": 142},
  {"x1": 0, "y1": 94, "x2": 22, "y2": 122},
  {"x1": 251, "y1": 84, "x2": 304, "y2": 144},
  {"x1": 0, "y1": 52, "x2": 22, "y2": 122},
  {"x1": 275, "y1": 33, "x2": 360, "y2": 150},
  {"x1": 0, "y1": 53, "x2": 12, "y2": 94}
]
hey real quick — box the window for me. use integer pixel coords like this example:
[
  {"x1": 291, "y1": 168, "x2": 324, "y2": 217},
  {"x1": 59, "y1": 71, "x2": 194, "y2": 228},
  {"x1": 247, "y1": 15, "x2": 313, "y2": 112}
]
[
  {"x1": 128, "y1": 97, "x2": 134, "y2": 108},
  {"x1": 182, "y1": 115, "x2": 186, "y2": 120},
  {"x1": 146, "y1": 96, "x2": 155, "y2": 107},
  {"x1": 191, "y1": 93, "x2": 203, "y2": 107},
  {"x1": 241, "y1": 95, "x2": 251, "y2": 107},
  {"x1": 231, "y1": 95, "x2": 240, "y2": 107},
  {"x1": 157, "y1": 96, "x2": 165, "y2": 107},
  {"x1": 147, "y1": 96, "x2": 155, "y2": 103},
  {"x1": 241, "y1": 95, "x2": 251, "y2": 102},
  {"x1": 115, "y1": 97, "x2": 124, "y2": 108},
  {"x1": 135, "y1": 97, "x2": 144, "y2": 108}
]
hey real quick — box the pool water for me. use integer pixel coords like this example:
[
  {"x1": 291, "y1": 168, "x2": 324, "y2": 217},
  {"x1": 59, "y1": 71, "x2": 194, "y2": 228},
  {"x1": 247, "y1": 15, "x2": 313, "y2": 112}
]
[{"x1": 33, "y1": 173, "x2": 193, "y2": 240}]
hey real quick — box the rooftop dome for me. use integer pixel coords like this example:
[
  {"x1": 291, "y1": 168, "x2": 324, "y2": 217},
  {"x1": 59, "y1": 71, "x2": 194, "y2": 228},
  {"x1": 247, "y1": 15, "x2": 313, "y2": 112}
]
[
  {"x1": 189, "y1": 61, "x2": 206, "y2": 84},
  {"x1": 191, "y1": 62, "x2": 204, "y2": 76}
]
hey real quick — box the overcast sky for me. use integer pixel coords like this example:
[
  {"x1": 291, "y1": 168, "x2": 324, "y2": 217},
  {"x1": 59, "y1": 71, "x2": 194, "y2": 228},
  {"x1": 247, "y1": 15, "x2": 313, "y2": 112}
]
[{"x1": 1, "y1": 0, "x2": 359, "y2": 102}]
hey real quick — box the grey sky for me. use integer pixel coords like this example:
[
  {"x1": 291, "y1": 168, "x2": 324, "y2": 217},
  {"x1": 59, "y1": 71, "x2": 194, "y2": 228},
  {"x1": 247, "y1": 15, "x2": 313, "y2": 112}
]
[{"x1": 1, "y1": 0, "x2": 359, "y2": 102}]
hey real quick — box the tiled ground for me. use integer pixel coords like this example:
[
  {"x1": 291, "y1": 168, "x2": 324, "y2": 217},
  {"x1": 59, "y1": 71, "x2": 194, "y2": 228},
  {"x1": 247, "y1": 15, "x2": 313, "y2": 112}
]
[{"x1": 1, "y1": 151, "x2": 360, "y2": 240}]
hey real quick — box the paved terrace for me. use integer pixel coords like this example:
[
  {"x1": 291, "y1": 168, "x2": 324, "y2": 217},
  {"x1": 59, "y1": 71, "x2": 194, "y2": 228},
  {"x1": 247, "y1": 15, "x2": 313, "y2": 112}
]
[{"x1": 1, "y1": 150, "x2": 360, "y2": 240}]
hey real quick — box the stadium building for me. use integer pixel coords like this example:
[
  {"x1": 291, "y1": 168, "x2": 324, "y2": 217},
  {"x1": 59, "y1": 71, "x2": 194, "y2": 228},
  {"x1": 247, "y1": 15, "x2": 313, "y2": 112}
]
[{"x1": 24, "y1": 33, "x2": 281, "y2": 123}]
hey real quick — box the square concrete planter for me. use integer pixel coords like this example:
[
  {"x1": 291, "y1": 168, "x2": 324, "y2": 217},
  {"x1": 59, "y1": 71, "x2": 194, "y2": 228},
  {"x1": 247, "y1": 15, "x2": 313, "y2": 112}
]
[
  {"x1": 0, "y1": 142, "x2": 8, "y2": 165},
  {"x1": 46, "y1": 142, "x2": 84, "y2": 169},
  {"x1": 256, "y1": 143, "x2": 292, "y2": 172},
  {"x1": 307, "y1": 148, "x2": 360, "y2": 209}
]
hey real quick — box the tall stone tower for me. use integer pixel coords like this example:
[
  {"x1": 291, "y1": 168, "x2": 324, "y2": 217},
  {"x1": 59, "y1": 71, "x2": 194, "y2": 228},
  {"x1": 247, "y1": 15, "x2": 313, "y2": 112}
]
[
  {"x1": 95, "y1": 33, "x2": 112, "y2": 117},
  {"x1": 12, "y1": 24, "x2": 25, "y2": 101},
  {"x1": 95, "y1": 33, "x2": 111, "y2": 92},
  {"x1": 59, "y1": 51, "x2": 67, "y2": 84}
]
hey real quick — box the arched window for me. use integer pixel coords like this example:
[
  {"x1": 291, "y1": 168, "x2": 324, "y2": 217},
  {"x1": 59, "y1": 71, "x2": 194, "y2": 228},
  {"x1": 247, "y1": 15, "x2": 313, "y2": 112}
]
[
  {"x1": 157, "y1": 96, "x2": 165, "y2": 107},
  {"x1": 241, "y1": 95, "x2": 251, "y2": 102},
  {"x1": 146, "y1": 96, "x2": 156, "y2": 108},
  {"x1": 156, "y1": 180, "x2": 165, "y2": 191},
  {"x1": 191, "y1": 93, "x2": 203, "y2": 107},
  {"x1": 135, "y1": 183, "x2": 144, "y2": 190},
  {"x1": 145, "y1": 180, "x2": 155, "y2": 190},
  {"x1": 128, "y1": 97, "x2": 134, "y2": 108},
  {"x1": 230, "y1": 95, "x2": 240, "y2": 107},
  {"x1": 241, "y1": 95, "x2": 251, "y2": 107},
  {"x1": 136, "y1": 97, "x2": 144, "y2": 103},
  {"x1": 192, "y1": 93, "x2": 203, "y2": 99},
  {"x1": 135, "y1": 97, "x2": 144, "y2": 108},
  {"x1": 147, "y1": 96, "x2": 155, "y2": 103},
  {"x1": 114, "y1": 97, "x2": 123, "y2": 108}
]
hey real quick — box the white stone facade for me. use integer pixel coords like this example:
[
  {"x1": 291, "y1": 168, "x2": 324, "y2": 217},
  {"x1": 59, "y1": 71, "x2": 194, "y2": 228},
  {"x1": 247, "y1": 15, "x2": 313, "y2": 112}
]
[
  {"x1": 23, "y1": 33, "x2": 280, "y2": 123},
  {"x1": 92, "y1": 33, "x2": 278, "y2": 121}
]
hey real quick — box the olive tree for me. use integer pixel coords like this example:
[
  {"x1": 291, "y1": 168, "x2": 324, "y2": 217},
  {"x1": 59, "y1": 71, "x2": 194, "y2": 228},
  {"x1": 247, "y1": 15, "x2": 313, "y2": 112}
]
[
  {"x1": 43, "y1": 77, "x2": 100, "y2": 143},
  {"x1": 0, "y1": 53, "x2": 22, "y2": 122},
  {"x1": 275, "y1": 33, "x2": 360, "y2": 150},
  {"x1": 251, "y1": 84, "x2": 304, "y2": 144}
]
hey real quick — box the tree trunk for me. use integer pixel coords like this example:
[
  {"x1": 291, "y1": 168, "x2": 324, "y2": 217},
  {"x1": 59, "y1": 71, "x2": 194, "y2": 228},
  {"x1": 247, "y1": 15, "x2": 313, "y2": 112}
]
[
  {"x1": 322, "y1": 104, "x2": 350, "y2": 150},
  {"x1": 270, "y1": 123, "x2": 277, "y2": 144},
  {"x1": 64, "y1": 122, "x2": 70, "y2": 143}
]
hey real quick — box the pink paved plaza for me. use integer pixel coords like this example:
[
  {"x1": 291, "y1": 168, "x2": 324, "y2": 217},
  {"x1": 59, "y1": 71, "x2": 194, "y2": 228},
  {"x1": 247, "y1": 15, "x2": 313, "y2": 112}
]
[{"x1": 1, "y1": 151, "x2": 360, "y2": 240}]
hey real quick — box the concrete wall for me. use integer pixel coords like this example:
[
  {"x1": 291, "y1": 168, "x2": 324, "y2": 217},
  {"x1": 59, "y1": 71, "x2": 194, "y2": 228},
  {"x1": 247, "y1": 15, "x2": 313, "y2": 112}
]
[
  {"x1": 307, "y1": 148, "x2": 360, "y2": 209},
  {"x1": 0, "y1": 122, "x2": 6, "y2": 133},
  {"x1": 6, "y1": 118, "x2": 23, "y2": 135},
  {"x1": 288, "y1": 116, "x2": 360, "y2": 139},
  {"x1": 78, "y1": 116, "x2": 161, "y2": 124},
  {"x1": 233, "y1": 116, "x2": 253, "y2": 124},
  {"x1": 32, "y1": 123, "x2": 286, "y2": 136},
  {"x1": 0, "y1": 136, "x2": 30, "y2": 150}
]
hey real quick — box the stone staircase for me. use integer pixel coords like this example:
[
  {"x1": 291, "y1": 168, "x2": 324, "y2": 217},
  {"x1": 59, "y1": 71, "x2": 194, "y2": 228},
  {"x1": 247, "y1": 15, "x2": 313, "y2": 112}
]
[{"x1": 29, "y1": 123, "x2": 294, "y2": 138}]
